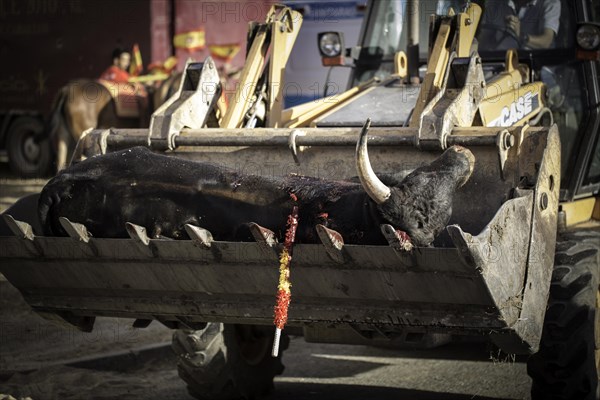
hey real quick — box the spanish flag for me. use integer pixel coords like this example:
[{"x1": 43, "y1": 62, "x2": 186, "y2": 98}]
[
  {"x1": 174, "y1": 30, "x2": 206, "y2": 52},
  {"x1": 129, "y1": 43, "x2": 143, "y2": 76},
  {"x1": 208, "y1": 44, "x2": 241, "y2": 63},
  {"x1": 162, "y1": 56, "x2": 178, "y2": 73}
]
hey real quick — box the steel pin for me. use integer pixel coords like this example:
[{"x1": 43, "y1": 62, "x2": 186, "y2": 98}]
[{"x1": 272, "y1": 327, "x2": 282, "y2": 357}]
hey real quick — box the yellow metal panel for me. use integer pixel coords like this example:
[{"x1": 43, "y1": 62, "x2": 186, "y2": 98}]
[
  {"x1": 409, "y1": 21, "x2": 451, "y2": 127},
  {"x1": 220, "y1": 25, "x2": 269, "y2": 128},
  {"x1": 484, "y1": 69, "x2": 522, "y2": 99},
  {"x1": 394, "y1": 51, "x2": 408, "y2": 78},
  {"x1": 221, "y1": 6, "x2": 284, "y2": 129},
  {"x1": 479, "y1": 82, "x2": 545, "y2": 127},
  {"x1": 284, "y1": 86, "x2": 362, "y2": 128},
  {"x1": 456, "y1": 3, "x2": 482, "y2": 58},
  {"x1": 280, "y1": 100, "x2": 326, "y2": 124},
  {"x1": 221, "y1": 5, "x2": 301, "y2": 129},
  {"x1": 561, "y1": 197, "x2": 597, "y2": 227},
  {"x1": 408, "y1": 4, "x2": 481, "y2": 128},
  {"x1": 430, "y1": 24, "x2": 452, "y2": 89},
  {"x1": 267, "y1": 8, "x2": 303, "y2": 128}
]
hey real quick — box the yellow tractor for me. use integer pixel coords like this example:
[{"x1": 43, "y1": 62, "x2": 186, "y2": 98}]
[{"x1": 0, "y1": 1, "x2": 598, "y2": 399}]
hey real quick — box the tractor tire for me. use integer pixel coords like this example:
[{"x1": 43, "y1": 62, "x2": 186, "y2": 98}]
[
  {"x1": 172, "y1": 323, "x2": 289, "y2": 400},
  {"x1": 528, "y1": 228, "x2": 600, "y2": 400},
  {"x1": 7, "y1": 116, "x2": 52, "y2": 178}
]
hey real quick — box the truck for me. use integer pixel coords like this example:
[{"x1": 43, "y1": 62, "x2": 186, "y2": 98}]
[
  {"x1": 0, "y1": 1, "x2": 598, "y2": 400},
  {"x1": 281, "y1": 0, "x2": 366, "y2": 107}
]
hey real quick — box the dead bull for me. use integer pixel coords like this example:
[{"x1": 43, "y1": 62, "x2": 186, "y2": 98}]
[{"x1": 38, "y1": 121, "x2": 475, "y2": 247}]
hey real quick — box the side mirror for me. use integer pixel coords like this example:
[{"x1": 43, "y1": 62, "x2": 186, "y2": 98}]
[{"x1": 318, "y1": 32, "x2": 345, "y2": 66}]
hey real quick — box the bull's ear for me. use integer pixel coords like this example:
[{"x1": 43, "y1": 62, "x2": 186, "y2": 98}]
[{"x1": 355, "y1": 118, "x2": 391, "y2": 204}]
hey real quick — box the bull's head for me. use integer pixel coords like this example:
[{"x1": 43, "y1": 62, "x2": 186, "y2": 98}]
[{"x1": 355, "y1": 118, "x2": 475, "y2": 246}]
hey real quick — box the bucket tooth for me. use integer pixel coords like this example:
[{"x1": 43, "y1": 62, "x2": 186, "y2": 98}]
[
  {"x1": 248, "y1": 222, "x2": 279, "y2": 259},
  {"x1": 2, "y1": 214, "x2": 42, "y2": 256},
  {"x1": 59, "y1": 217, "x2": 98, "y2": 256},
  {"x1": 59, "y1": 217, "x2": 92, "y2": 243},
  {"x1": 125, "y1": 222, "x2": 156, "y2": 257},
  {"x1": 184, "y1": 224, "x2": 214, "y2": 249},
  {"x1": 3, "y1": 214, "x2": 35, "y2": 240},
  {"x1": 380, "y1": 224, "x2": 414, "y2": 252},
  {"x1": 126, "y1": 222, "x2": 150, "y2": 245},
  {"x1": 446, "y1": 224, "x2": 479, "y2": 270},
  {"x1": 316, "y1": 224, "x2": 347, "y2": 264}
]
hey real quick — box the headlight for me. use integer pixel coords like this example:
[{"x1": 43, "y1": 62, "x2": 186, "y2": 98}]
[
  {"x1": 576, "y1": 24, "x2": 600, "y2": 50},
  {"x1": 318, "y1": 32, "x2": 343, "y2": 57}
]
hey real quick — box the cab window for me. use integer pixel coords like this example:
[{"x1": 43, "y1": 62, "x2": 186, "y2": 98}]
[{"x1": 477, "y1": 0, "x2": 569, "y2": 50}]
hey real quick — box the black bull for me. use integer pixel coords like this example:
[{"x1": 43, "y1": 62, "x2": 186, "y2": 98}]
[{"x1": 38, "y1": 134, "x2": 474, "y2": 247}]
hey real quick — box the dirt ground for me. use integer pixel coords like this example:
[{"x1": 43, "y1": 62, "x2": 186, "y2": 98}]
[{"x1": 0, "y1": 165, "x2": 532, "y2": 400}]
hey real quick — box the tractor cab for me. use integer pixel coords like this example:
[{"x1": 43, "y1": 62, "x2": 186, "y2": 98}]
[{"x1": 318, "y1": 0, "x2": 600, "y2": 203}]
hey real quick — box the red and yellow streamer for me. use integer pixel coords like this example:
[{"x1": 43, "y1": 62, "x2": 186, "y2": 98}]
[
  {"x1": 274, "y1": 204, "x2": 298, "y2": 329},
  {"x1": 272, "y1": 196, "x2": 299, "y2": 357}
]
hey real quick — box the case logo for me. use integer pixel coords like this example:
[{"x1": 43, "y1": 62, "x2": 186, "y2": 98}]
[{"x1": 489, "y1": 92, "x2": 539, "y2": 127}]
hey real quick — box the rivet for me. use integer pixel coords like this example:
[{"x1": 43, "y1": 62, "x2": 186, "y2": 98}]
[{"x1": 540, "y1": 192, "x2": 549, "y2": 210}]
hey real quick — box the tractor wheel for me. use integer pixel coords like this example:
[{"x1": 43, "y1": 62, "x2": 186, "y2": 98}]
[
  {"x1": 7, "y1": 116, "x2": 52, "y2": 178},
  {"x1": 528, "y1": 229, "x2": 600, "y2": 400},
  {"x1": 172, "y1": 323, "x2": 288, "y2": 400}
]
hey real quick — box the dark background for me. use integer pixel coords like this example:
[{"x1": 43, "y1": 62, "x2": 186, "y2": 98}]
[{"x1": 0, "y1": 0, "x2": 152, "y2": 115}]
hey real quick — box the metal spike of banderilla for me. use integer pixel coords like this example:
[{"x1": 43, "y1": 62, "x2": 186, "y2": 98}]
[{"x1": 272, "y1": 327, "x2": 282, "y2": 357}]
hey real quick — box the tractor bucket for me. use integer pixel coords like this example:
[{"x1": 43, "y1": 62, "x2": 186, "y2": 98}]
[{"x1": 0, "y1": 124, "x2": 560, "y2": 354}]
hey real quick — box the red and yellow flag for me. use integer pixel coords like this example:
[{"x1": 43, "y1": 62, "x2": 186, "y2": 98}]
[
  {"x1": 208, "y1": 44, "x2": 241, "y2": 63},
  {"x1": 129, "y1": 43, "x2": 143, "y2": 76},
  {"x1": 174, "y1": 29, "x2": 206, "y2": 52}
]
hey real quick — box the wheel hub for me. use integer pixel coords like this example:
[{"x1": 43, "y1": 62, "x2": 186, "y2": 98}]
[{"x1": 23, "y1": 136, "x2": 40, "y2": 162}]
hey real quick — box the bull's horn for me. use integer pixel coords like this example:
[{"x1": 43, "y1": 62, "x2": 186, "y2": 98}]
[{"x1": 356, "y1": 118, "x2": 391, "y2": 204}]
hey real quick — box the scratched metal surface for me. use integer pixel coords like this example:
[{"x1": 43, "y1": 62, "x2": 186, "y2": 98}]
[{"x1": 316, "y1": 80, "x2": 419, "y2": 127}]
